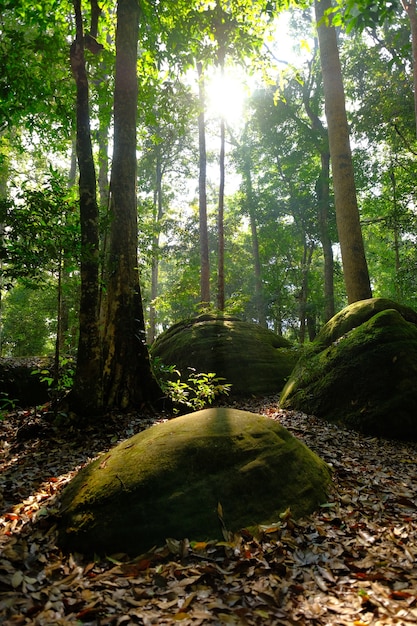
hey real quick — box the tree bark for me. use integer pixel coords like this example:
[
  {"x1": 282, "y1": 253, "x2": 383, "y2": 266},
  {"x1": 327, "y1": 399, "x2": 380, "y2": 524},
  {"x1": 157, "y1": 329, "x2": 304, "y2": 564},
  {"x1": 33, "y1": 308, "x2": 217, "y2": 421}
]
[
  {"x1": 69, "y1": 0, "x2": 103, "y2": 415},
  {"x1": 401, "y1": 0, "x2": 417, "y2": 137},
  {"x1": 298, "y1": 242, "x2": 314, "y2": 344},
  {"x1": 147, "y1": 148, "x2": 163, "y2": 344},
  {"x1": 241, "y1": 152, "x2": 266, "y2": 326},
  {"x1": 197, "y1": 61, "x2": 211, "y2": 306},
  {"x1": 101, "y1": 0, "x2": 162, "y2": 410},
  {"x1": 317, "y1": 151, "x2": 335, "y2": 321},
  {"x1": 302, "y1": 52, "x2": 335, "y2": 321},
  {"x1": 217, "y1": 115, "x2": 225, "y2": 311},
  {"x1": 315, "y1": 0, "x2": 372, "y2": 303}
]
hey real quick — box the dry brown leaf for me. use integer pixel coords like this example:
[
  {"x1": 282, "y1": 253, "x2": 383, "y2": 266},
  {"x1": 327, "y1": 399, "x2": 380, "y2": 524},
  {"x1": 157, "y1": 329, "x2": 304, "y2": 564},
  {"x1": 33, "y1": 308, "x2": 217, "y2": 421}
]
[{"x1": 1, "y1": 398, "x2": 417, "y2": 625}]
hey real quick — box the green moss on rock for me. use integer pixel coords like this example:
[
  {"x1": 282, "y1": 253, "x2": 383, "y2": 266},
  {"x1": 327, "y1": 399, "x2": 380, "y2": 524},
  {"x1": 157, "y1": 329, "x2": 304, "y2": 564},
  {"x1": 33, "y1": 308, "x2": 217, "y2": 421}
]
[
  {"x1": 151, "y1": 314, "x2": 298, "y2": 395},
  {"x1": 57, "y1": 408, "x2": 331, "y2": 556},
  {"x1": 280, "y1": 299, "x2": 417, "y2": 440}
]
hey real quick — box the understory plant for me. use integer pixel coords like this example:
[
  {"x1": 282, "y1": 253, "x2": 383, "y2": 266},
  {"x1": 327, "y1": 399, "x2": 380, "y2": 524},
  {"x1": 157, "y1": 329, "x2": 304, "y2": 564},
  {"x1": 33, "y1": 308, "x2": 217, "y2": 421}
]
[
  {"x1": 152, "y1": 358, "x2": 232, "y2": 412},
  {"x1": 0, "y1": 392, "x2": 18, "y2": 420},
  {"x1": 32, "y1": 356, "x2": 75, "y2": 398}
]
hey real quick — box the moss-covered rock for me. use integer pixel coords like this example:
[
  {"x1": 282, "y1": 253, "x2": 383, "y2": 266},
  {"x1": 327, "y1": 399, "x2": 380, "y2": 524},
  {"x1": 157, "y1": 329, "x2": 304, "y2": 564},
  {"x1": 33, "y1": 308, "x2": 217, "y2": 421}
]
[
  {"x1": 280, "y1": 298, "x2": 417, "y2": 440},
  {"x1": 57, "y1": 408, "x2": 331, "y2": 556},
  {"x1": 151, "y1": 314, "x2": 298, "y2": 395}
]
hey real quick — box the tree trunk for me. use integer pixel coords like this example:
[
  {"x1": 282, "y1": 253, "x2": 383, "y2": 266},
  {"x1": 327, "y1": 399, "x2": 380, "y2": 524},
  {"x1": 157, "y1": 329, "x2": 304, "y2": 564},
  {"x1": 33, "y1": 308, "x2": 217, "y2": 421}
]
[
  {"x1": 315, "y1": 0, "x2": 372, "y2": 303},
  {"x1": 401, "y1": 0, "x2": 417, "y2": 137},
  {"x1": 217, "y1": 115, "x2": 225, "y2": 311},
  {"x1": 316, "y1": 151, "x2": 335, "y2": 321},
  {"x1": 69, "y1": 0, "x2": 103, "y2": 415},
  {"x1": 389, "y1": 166, "x2": 402, "y2": 299},
  {"x1": 101, "y1": 0, "x2": 162, "y2": 410},
  {"x1": 242, "y1": 153, "x2": 266, "y2": 326},
  {"x1": 98, "y1": 125, "x2": 110, "y2": 210},
  {"x1": 298, "y1": 242, "x2": 314, "y2": 344},
  {"x1": 197, "y1": 61, "x2": 210, "y2": 306},
  {"x1": 147, "y1": 148, "x2": 163, "y2": 344},
  {"x1": 302, "y1": 54, "x2": 335, "y2": 321},
  {"x1": 0, "y1": 151, "x2": 8, "y2": 356}
]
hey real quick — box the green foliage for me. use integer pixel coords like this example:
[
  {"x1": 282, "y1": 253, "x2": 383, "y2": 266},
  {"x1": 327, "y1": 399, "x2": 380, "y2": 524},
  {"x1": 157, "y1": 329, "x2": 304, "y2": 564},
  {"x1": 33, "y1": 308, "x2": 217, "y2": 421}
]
[
  {"x1": 1, "y1": 283, "x2": 57, "y2": 356},
  {"x1": 331, "y1": 0, "x2": 400, "y2": 33},
  {"x1": 32, "y1": 356, "x2": 75, "y2": 394},
  {"x1": 0, "y1": 1, "x2": 74, "y2": 142},
  {"x1": 0, "y1": 169, "x2": 80, "y2": 286},
  {"x1": 0, "y1": 391, "x2": 17, "y2": 420},
  {"x1": 152, "y1": 357, "x2": 231, "y2": 412}
]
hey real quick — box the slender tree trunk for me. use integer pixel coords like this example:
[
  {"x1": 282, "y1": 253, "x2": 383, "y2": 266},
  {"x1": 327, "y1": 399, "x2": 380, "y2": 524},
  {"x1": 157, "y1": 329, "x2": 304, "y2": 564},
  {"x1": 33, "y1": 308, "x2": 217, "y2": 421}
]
[
  {"x1": 197, "y1": 61, "x2": 210, "y2": 306},
  {"x1": 55, "y1": 139, "x2": 77, "y2": 361},
  {"x1": 147, "y1": 149, "x2": 163, "y2": 344},
  {"x1": 98, "y1": 126, "x2": 110, "y2": 210},
  {"x1": 298, "y1": 242, "x2": 314, "y2": 344},
  {"x1": 315, "y1": 0, "x2": 372, "y2": 303},
  {"x1": 101, "y1": 0, "x2": 161, "y2": 410},
  {"x1": 242, "y1": 155, "x2": 266, "y2": 326},
  {"x1": 69, "y1": 0, "x2": 103, "y2": 415},
  {"x1": 317, "y1": 151, "x2": 335, "y2": 321},
  {"x1": 96, "y1": 35, "x2": 112, "y2": 210},
  {"x1": 0, "y1": 152, "x2": 8, "y2": 356},
  {"x1": 401, "y1": 0, "x2": 417, "y2": 136},
  {"x1": 54, "y1": 250, "x2": 64, "y2": 383},
  {"x1": 249, "y1": 212, "x2": 266, "y2": 327},
  {"x1": 302, "y1": 53, "x2": 335, "y2": 321},
  {"x1": 217, "y1": 115, "x2": 225, "y2": 311}
]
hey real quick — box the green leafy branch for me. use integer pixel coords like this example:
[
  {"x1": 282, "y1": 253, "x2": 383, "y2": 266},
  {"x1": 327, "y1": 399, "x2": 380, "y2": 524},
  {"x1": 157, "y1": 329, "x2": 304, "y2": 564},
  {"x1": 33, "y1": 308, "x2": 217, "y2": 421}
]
[{"x1": 152, "y1": 358, "x2": 232, "y2": 413}]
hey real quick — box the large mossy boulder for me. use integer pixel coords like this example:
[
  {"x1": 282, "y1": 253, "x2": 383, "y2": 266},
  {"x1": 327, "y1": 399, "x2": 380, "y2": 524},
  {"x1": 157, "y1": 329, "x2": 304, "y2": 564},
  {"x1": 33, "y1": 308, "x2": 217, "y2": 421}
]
[
  {"x1": 280, "y1": 298, "x2": 417, "y2": 440},
  {"x1": 57, "y1": 408, "x2": 331, "y2": 556},
  {"x1": 151, "y1": 314, "x2": 298, "y2": 395}
]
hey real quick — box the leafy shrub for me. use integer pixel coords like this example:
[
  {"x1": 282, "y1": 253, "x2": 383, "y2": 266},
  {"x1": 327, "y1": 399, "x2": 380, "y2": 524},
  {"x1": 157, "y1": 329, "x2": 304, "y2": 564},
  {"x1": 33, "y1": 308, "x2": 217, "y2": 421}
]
[
  {"x1": 32, "y1": 356, "x2": 75, "y2": 396},
  {"x1": 152, "y1": 357, "x2": 232, "y2": 413}
]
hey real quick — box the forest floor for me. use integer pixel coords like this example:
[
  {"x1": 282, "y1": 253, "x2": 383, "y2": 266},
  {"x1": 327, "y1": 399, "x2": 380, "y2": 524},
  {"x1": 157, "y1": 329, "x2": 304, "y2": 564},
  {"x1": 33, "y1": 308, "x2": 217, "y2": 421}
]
[{"x1": 0, "y1": 395, "x2": 417, "y2": 625}]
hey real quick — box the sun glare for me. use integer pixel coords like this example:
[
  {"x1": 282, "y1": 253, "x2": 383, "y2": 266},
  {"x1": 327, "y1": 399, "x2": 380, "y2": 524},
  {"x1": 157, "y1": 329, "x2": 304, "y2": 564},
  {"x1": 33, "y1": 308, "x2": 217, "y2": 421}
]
[{"x1": 206, "y1": 68, "x2": 248, "y2": 126}]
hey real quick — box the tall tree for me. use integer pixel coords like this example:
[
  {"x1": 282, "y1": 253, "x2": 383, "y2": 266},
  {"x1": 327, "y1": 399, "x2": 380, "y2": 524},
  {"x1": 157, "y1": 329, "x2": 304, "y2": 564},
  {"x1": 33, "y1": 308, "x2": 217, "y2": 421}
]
[
  {"x1": 315, "y1": 0, "x2": 372, "y2": 303},
  {"x1": 401, "y1": 0, "x2": 417, "y2": 136},
  {"x1": 217, "y1": 110, "x2": 226, "y2": 311},
  {"x1": 302, "y1": 43, "x2": 335, "y2": 320},
  {"x1": 101, "y1": 0, "x2": 161, "y2": 409},
  {"x1": 197, "y1": 61, "x2": 211, "y2": 306},
  {"x1": 69, "y1": 0, "x2": 103, "y2": 415}
]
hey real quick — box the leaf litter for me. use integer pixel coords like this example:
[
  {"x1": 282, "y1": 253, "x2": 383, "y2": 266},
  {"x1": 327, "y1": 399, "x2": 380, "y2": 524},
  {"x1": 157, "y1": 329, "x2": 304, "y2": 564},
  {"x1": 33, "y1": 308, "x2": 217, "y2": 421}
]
[{"x1": 0, "y1": 396, "x2": 416, "y2": 625}]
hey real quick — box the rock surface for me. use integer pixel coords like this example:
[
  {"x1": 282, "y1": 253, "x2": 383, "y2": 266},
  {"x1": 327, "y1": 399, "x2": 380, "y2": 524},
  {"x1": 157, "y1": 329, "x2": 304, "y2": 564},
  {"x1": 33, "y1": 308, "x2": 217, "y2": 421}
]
[
  {"x1": 280, "y1": 298, "x2": 417, "y2": 440},
  {"x1": 151, "y1": 314, "x2": 298, "y2": 395},
  {"x1": 57, "y1": 408, "x2": 331, "y2": 555}
]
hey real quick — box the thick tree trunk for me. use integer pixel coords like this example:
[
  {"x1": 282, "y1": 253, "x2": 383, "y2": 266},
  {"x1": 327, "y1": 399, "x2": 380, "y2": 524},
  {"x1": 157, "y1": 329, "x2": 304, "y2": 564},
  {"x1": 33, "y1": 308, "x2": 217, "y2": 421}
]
[
  {"x1": 315, "y1": 0, "x2": 372, "y2": 303},
  {"x1": 197, "y1": 61, "x2": 211, "y2": 306},
  {"x1": 98, "y1": 125, "x2": 109, "y2": 210},
  {"x1": 69, "y1": 0, "x2": 103, "y2": 415},
  {"x1": 101, "y1": 0, "x2": 161, "y2": 410}
]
